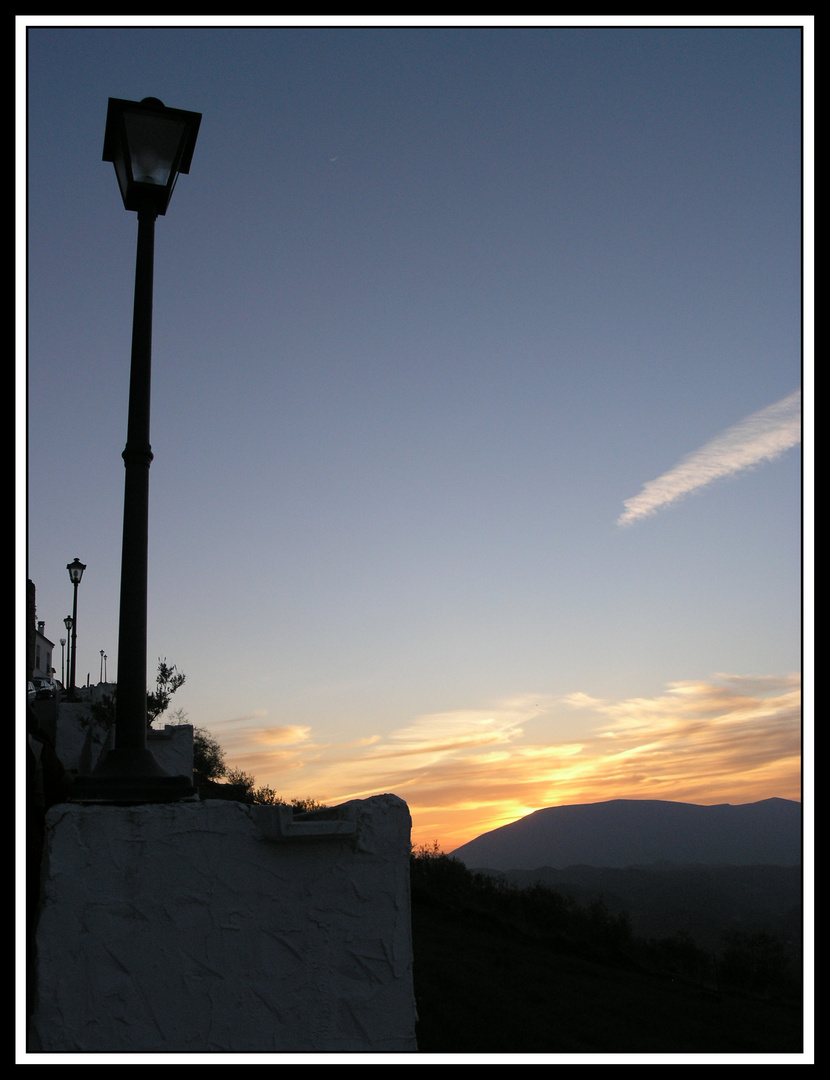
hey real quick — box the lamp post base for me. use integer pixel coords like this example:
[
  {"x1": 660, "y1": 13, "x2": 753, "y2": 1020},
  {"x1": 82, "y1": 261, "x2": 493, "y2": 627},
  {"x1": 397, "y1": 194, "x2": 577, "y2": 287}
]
[{"x1": 69, "y1": 747, "x2": 196, "y2": 804}]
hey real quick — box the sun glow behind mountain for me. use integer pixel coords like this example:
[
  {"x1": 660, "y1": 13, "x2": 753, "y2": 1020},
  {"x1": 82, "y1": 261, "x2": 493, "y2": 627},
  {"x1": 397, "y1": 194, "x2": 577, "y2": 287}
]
[{"x1": 215, "y1": 671, "x2": 801, "y2": 851}]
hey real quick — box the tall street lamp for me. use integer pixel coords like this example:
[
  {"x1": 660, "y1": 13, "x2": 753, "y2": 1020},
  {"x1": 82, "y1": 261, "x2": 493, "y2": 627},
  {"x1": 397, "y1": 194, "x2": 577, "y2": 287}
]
[
  {"x1": 72, "y1": 97, "x2": 201, "y2": 804},
  {"x1": 66, "y1": 558, "x2": 86, "y2": 699}
]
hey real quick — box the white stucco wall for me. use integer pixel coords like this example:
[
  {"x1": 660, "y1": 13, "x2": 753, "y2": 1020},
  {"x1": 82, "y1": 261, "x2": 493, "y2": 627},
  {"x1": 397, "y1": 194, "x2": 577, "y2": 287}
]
[{"x1": 30, "y1": 795, "x2": 417, "y2": 1053}]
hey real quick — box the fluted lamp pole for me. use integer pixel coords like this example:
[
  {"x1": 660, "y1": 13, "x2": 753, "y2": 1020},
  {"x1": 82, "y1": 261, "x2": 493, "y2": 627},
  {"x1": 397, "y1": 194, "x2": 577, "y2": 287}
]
[{"x1": 72, "y1": 97, "x2": 201, "y2": 804}]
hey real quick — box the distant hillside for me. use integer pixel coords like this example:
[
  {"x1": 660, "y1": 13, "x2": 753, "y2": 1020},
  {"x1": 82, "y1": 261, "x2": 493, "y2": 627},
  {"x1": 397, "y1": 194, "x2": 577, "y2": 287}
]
[
  {"x1": 410, "y1": 850, "x2": 803, "y2": 1052},
  {"x1": 493, "y1": 863, "x2": 803, "y2": 955},
  {"x1": 450, "y1": 798, "x2": 801, "y2": 870}
]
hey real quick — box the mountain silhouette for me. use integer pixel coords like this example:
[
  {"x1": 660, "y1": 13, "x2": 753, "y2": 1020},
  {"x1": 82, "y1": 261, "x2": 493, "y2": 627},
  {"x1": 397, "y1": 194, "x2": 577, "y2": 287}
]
[{"x1": 450, "y1": 798, "x2": 801, "y2": 869}]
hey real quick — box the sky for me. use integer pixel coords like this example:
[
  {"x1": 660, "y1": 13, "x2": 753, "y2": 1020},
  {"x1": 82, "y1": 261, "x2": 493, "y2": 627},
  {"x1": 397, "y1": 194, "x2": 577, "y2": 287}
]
[{"x1": 21, "y1": 18, "x2": 810, "y2": 852}]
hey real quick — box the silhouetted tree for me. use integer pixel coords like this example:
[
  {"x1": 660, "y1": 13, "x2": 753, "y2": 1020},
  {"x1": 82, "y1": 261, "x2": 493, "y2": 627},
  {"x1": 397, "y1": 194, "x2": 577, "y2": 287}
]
[
  {"x1": 192, "y1": 726, "x2": 227, "y2": 786},
  {"x1": 291, "y1": 797, "x2": 327, "y2": 813},
  {"x1": 192, "y1": 732, "x2": 326, "y2": 809},
  {"x1": 146, "y1": 658, "x2": 186, "y2": 726},
  {"x1": 88, "y1": 657, "x2": 186, "y2": 730},
  {"x1": 220, "y1": 766, "x2": 266, "y2": 803}
]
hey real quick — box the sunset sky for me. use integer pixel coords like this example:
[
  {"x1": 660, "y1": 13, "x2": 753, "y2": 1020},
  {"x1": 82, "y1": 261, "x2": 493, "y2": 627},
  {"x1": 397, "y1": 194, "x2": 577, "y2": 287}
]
[{"x1": 21, "y1": 18, "x2": 808, "y2": 851}]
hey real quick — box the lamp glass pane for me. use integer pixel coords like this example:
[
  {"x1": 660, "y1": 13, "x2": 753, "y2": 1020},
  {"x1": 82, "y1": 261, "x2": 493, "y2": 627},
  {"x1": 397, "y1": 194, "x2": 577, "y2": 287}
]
[
  {"x1": 124, "y1": 112, "x2": 188, "y2": 187},
  {"x1": 114, "y1": 153, "x2": 130, "y2": 203}
]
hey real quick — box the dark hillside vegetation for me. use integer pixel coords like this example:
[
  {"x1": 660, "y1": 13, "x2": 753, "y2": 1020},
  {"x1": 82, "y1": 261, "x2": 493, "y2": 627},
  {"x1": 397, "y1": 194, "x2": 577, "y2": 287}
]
[
  {"x1": 497, "y1": 862, "x2": 802, "y2": 959},
  {"x1": 409, "y1": 849, "x2": 802, "y2": 1053}
]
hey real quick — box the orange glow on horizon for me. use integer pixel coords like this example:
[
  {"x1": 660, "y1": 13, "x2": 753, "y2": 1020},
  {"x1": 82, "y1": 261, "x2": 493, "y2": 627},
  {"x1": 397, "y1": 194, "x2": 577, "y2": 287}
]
[
  {"x1": 216, "y1": 672, "x2": 802, "y2": 855},
  {"x1": 411, "y1": 772, "x2": 802, "y2": 854}
]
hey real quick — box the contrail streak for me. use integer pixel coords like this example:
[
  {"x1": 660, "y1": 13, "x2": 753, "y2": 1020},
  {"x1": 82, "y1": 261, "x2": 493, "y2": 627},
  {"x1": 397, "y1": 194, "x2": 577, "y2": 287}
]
[{"x1": 617, "y1": 390, "x2": 801, "y2": 527}]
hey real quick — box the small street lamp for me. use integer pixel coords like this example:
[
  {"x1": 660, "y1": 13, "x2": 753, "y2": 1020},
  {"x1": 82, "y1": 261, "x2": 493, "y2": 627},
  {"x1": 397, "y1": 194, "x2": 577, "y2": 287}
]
[
  {"x1": 59, "y1": 638, "x2": 66, "y2": 688},
  {"x1": 72, "y1": 97, "x2": 201, "y2": 803},
  {"x1": 66, "y1": 559, "x2": 85, "y2": 699},
  {"x1": 100, "y1": 650, "x2": 105, "y2": 683}
]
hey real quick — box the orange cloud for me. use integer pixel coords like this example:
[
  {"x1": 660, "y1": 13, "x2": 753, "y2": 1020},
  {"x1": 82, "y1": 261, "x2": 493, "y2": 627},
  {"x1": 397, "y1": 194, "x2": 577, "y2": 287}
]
[{"x1": 223, "y1": 673, "x2": 801, "y2": 852}]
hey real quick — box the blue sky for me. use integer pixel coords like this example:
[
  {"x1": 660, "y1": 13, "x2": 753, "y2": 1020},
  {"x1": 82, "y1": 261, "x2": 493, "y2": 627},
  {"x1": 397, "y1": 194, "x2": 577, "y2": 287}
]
[{"x1": 21, "y1": 19, "x2": 809, "y2": 849}]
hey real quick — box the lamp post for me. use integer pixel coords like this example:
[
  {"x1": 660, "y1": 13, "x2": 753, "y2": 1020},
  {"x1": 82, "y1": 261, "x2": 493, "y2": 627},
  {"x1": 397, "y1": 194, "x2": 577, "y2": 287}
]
[
  {"x1": 72, "y1": 97, "x2": 201, "y2": 804},
  {"x1": 66, "y1": 559, "x2": 85, "y2": 699},
  {"x1": 63, "y1": 617, "x2": 73, "y2": 696},
  {"x1": 59, "y1": 638, "x2": 66, "y2": 688}
]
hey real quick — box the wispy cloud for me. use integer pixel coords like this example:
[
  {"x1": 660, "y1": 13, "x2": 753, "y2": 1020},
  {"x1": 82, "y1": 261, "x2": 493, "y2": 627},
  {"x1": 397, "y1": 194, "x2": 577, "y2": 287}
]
[
  {"x1": 212, "y1": 709, "x2": 270, "y2": 726},
  {"x1": 617, "y1": 390, "x2": 801, "y2": 527}
]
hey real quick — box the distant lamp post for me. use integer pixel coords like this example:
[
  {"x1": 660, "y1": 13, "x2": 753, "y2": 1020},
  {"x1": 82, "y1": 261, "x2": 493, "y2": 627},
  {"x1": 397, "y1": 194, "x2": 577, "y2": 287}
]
[
  {"x1": 63, "y1": 618, "x2": 73, "y2": 693},
  {"x1": 65, "y1": 559, "x2": 85, "y2": 699},
  {"x1": 59, "y1": 638, "x2": 66, "y2": 688},
  {"x1": 72, "y1": 97, "x2": 201, "y2": 804},
  {"x1": 103, "y1": 653, "x2": 108, "y2": 682},
  {"x1": 100, "y1": 649, "x2": 105, "y2": 683}
]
